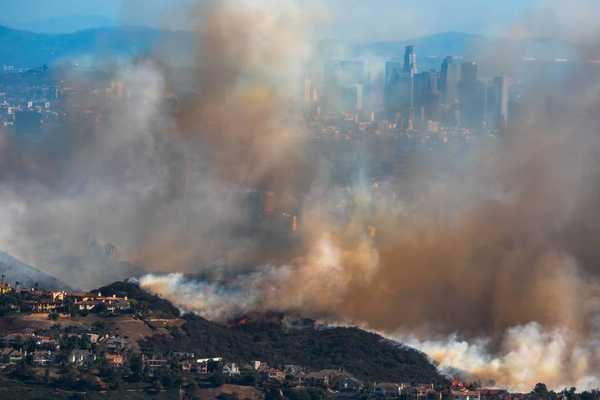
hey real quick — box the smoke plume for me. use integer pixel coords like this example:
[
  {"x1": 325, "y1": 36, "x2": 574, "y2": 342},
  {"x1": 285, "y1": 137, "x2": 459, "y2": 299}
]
[{"x1": 1, "y1": 0, "x2": 600, "y2": 392}]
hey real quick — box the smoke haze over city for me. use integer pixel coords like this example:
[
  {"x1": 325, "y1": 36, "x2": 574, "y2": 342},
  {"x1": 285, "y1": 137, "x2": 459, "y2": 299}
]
[{"x1": 0, "y1": 0, "x2": 600, "y2": 394}]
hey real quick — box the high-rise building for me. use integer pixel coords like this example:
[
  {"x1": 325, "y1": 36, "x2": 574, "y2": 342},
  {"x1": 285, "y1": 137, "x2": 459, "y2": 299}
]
[
  {"x1": 461, "y1": 61, "x2": 478, "y2": 82},
  {"x1": 458, "y1": 61, "x2": 486, "y2": 130},
  {"x1": 384, "y1": 61, "x2": 414, "y2": 120},
  {"x1": 440, "y1": 56, "x2": 461, "y2": 106},
  {"x1": 403, "y1": 45, "x2": 417, "y2": 76},
  {"x1": 488, "y1": 76, "x2": 510, "y2": 132},
  {"x1": 415, "y1": 71, "x2": 440, "y2": 123}
]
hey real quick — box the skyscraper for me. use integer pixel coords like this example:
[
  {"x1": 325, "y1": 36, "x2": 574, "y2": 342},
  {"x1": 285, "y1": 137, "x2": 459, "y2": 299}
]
[
  {"x1": 489, "y1": 76, "x2": 509, "y2": 132},
  {"x1": 461, "y1": 61, "x2": 478, "y2": 83},
  {"x1": 403, "y1": 45, "x2": 417, "y2": 76},
  {"x1": 415, "y1": 71, "x2": 440, "y2": 123},
  {"x1": 440, "y1": 56, "x2": 460, "y2": 106},
  {"x1": 385, "y1": 61, "x2": 414, "y2": 120},
  {"x1": 458, "y1": 61, "x2": 486, "y2": 130}
]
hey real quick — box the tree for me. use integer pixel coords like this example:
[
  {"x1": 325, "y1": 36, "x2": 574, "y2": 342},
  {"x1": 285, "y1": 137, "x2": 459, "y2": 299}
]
[
  {"x1": 266, "y1": 387, "x2": 284, "y2": 400},
  {"x1": 217, "y1": 394, "x2": 240, "y2": 400},
  {"x1": 534, "y1": 383, "x2": 549, "y2": 399},
  {"x1": 210, "y1": 372, "x2": 225, "y2": 387},
  {"x1": 128, "y1": 353, "x2": 143, "y2": 382},
  {"x1": 48, "y1": 311, "x2": 60, "y2": 321}
]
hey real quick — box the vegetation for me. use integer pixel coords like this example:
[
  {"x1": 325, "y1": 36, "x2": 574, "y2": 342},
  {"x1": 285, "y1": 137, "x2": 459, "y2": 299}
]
[
  {"x1": 95, "y1": 281, "x2": 180, "y2": 317},
  {"x1": 140, "y1": 312, "x2": 444, "y2": 384}
]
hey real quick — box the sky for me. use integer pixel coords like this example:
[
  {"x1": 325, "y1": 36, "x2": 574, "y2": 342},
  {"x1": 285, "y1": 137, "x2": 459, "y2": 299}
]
[{"x1": 0, "y1": 0, "x2": 540, "y2": 40}]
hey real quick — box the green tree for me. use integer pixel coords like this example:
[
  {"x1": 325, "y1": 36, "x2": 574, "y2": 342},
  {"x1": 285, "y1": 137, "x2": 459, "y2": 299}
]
[
  {"x1": 128, "y1": 353, "x2": 143, "y2": 382},
  {"x1": 534, "y1": 383, "x2": 549, "y2": 399},
  {"x1": 210, "y1": 372, "x2": 225, "y2": 387}
]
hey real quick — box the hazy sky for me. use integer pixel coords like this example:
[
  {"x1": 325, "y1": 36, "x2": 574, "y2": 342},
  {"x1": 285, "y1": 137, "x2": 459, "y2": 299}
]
[{"x1": 0, "y1": 0, "x2": 540, "y2": 40}]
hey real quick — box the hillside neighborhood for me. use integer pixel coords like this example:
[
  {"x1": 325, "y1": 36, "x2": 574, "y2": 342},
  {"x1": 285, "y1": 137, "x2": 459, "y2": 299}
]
[{"x1": 0, "y1": 278, "x2": 596, "y2": 400}]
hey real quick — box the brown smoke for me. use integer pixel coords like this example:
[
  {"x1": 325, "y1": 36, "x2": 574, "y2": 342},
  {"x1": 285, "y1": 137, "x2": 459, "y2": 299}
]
[
  {"x1": 2, "y1": 0, "x2": 600, "y2": 391},
  {"x1": 140, "y1": 2, "x2": 600, "y2": 387}
]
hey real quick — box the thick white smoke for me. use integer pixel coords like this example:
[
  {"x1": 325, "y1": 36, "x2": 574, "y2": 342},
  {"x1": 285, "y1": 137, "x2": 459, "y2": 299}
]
[{"x1": 402, "y1": 323, "x2": 600, "y2": 392}]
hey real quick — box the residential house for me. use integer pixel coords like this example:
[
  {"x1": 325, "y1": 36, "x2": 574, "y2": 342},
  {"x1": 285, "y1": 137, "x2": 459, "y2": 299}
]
[
  {"x1": 375, "y1": 383, "x2": 402, "y2": 398},
  {"x1": 480, "y1": 389, "x2": 509, "y2": 400},
  {"x1": 284, "y1": 364, "x2": 304, "y2": 376},
  {"x1": 265, "y1": 367, "x2": 286, "y2": 382},
  {"x1": 32, "y1": 350, "x2": 54, "y2": 366},
  {"x1": 453, "y1": 391, "x2": 482, "y2": 400},
  {"x1": 101, "y1": 335, "x2": 127, "y2": 352},
  {"x1": 68, "y1": 349, "x2": 95, "y2": 365},
  {"x1": 9, "y1": 349, "x2": 24, "y2": 364},
  {"x1": 34, "y1": 335, "x2": 58, "y2": 349},
  {"x1": 143, "y1": 355, "x2": 168, "y2": 369},
  {"x1": 105, "y1": 353, "x2": 124, "y2": 367},
  {"x1": 3, "y1": 331, "x2": 35, "y2": 346},
  {"x1": 252, "y1": 360, "x2": 263, "y2": 370},
  {"x1": 196, "y1": 357, "x2": 223, "y2": 374},
  {"x1": 173, "y1": 351, "x2": 195, "y2": 360},
  {"x1": 179, "y1": 359, "x2": 194, "y2": 372},
  {"x1": 417, "y1": 384, "x2": 438, "y2": 400},
  {"x1": 32, "y1": 298, "x2": 60, "y2": 313},
  {"x1": 223, "y1": 362, "x2": 241, "y2": 376},
  {"x1": 0, "y1": 282, "x2": 12, "y2": 295},
  {"x1": 51, "y1": 291, "x2": 67, "y2": 301},
  {"x1": 86, "y1": 333, "x2": 100, "y2": 344},
  {"x1": 334, "y1": 376, "x2": 363, "y2": 393},
  {"x1": 302, "y1": 370, "x2": 334, "y2": 387},
  {"x1": 0, "y1": 348, "x2": 14, "y2": 364}
]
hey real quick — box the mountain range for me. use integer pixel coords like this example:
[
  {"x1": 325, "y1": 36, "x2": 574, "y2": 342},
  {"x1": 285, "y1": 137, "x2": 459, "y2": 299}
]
[
  {"x1": 0, "y1": 250, "x2": 70, "y2": 290},
  {"x1": 0, "y1": 25, "x2": 580, "y2": 69},
  {"x1": 2, "y1": 15, "x2": 117, "y2": 34},
  {"x1": 0, "y1": 25, "x2": 192, "y2": 68}
]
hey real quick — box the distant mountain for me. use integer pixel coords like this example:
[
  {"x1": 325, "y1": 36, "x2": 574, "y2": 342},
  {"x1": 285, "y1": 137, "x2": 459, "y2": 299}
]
[
  {"x1": 353, "y1": 31, "x2": 579, "y2": 62},
  {"x1": 4, "y1": 15, "x2": 117, "y2": 34},
  {"x1": 0, "y1": 251, "x2": 70, "y2": 290},
  {"x1": 0, "y1": 25, "x2": 193, "y2": 68},
  {"x1": 0, "y1": 27, "x2": 580, "y2": 70}
]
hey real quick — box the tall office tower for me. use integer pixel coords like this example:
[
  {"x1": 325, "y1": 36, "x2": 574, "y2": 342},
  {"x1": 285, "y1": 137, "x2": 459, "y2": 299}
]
[
  {"x1": 385, "y1": 61, "x2": 414, "y2": 120},
  {"x1": 440, "y1": 56, "x2": 461, "y2": 106},
  {"x1": 461, "y1": 61, "x2": 478, "y2": 82},
  {"x1": 415, "y1": 71, "x2": 440, "y2": 123},
  {"x1": 403, "y1": 45, "x2": 417, "y2": 76},
  {"x1": 355, "y1": 83, "x2": 364, "y2": 112},
  {"x1": 458, "y1": 61, "x2": 486, "y2": 130},
  {"x1": 385, "y1": 61, "x2": 404, "y2": 88},
  {"x1": 492, "y1": 76, "x2": 509, "y2": 132}
]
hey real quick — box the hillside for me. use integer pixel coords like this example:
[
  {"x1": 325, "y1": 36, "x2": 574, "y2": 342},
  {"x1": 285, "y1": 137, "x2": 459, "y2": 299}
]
[
  {"x1": 98, "y1": 280, "x2": 444, "y2": 383},
  {"x1": 0, "y1": 25, "x2": 193, "y2": 68},
  {"x1": 140, "y1": 312, "x2": 444, "y2": 383},
  {"x1": 0, "y1": 250, "x2": 69, "y2": 290},
  {"x1": 96, "y1": 280, "x2": 181, "y2": 317}
]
